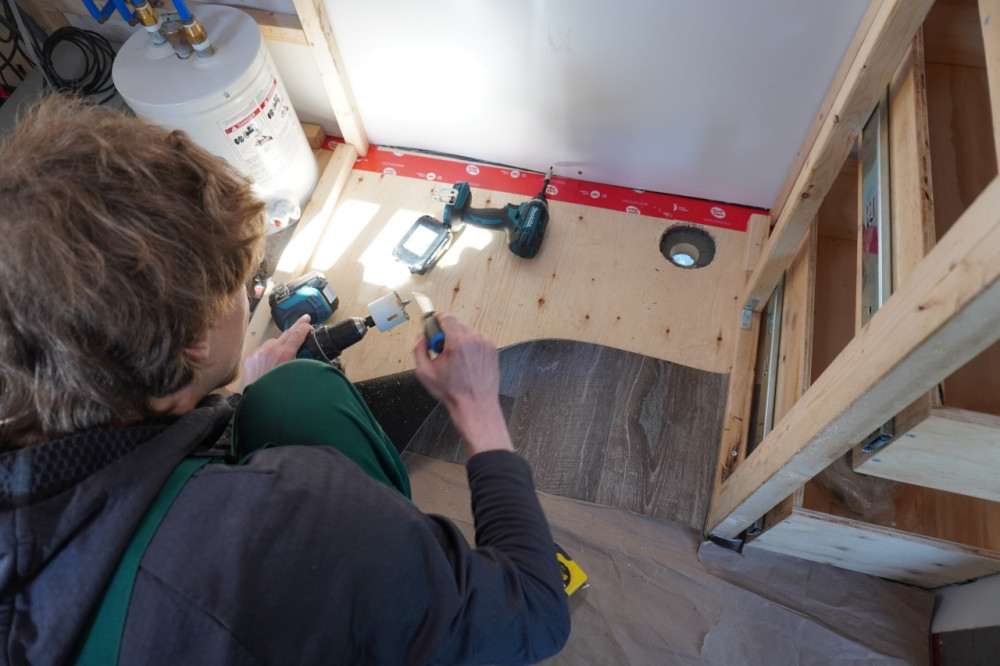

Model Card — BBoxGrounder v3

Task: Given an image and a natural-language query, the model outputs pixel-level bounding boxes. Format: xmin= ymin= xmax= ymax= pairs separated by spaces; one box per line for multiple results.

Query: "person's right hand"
xmin=413 ymin=313 xmax=514 ymax=456
xmin=240 ymin=314 xmax=312 ymax=390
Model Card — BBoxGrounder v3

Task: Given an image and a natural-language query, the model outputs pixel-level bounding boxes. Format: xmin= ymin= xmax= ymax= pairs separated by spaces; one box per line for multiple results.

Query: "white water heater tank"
xmin=112 ymin=4 xmax=319 ymax=231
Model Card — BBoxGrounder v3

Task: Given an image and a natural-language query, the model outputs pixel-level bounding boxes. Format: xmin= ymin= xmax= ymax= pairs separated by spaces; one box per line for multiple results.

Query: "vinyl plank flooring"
xmin=406 ymin=339 xmax=729 ymax=529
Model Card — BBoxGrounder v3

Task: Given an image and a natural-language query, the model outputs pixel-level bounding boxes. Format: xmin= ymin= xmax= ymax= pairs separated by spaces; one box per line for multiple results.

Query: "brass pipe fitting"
xmin=182 ymin=18 xmax=216 ymax=58
xmin=132 ymin=1 xmax=159 ymax=27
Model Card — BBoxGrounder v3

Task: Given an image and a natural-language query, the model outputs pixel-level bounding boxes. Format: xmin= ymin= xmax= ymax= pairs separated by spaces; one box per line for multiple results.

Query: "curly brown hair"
xmin=0 ymin=95 xmax=266 ymax=446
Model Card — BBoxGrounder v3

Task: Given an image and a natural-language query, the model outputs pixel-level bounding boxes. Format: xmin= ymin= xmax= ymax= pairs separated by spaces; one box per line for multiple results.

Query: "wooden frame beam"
xmin=714 ymin=214 xmax=769 ymax=484
xmin=291 ymin=0 xmax=370 ymax=155
xmin=768 ymin=1 xmax=880 ymax=229
xmin=708 ymin=175 xmax=1000 ymax=538
xmin=741 ymin=0 xmax=934 ymax=312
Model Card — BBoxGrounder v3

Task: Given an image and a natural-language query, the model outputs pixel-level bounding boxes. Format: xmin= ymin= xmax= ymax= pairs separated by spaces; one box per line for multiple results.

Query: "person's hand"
xmin=413 ymin=313 xmax=514 ymax=456
xmin=240 ymin=314 xmax=312 ymax=389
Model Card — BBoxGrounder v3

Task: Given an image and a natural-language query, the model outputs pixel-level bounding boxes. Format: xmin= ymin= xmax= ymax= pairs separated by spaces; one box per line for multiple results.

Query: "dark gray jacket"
xmin=0 ymin=395 xmax=569 ymax=665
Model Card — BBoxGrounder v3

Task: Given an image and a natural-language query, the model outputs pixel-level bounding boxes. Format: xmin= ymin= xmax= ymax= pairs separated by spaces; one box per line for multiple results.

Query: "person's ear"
xmin=184 ymin=339 xmax=210 ymax=362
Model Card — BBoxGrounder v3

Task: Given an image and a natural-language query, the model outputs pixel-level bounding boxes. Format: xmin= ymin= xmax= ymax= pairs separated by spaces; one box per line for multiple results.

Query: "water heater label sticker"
xmin=219 ymin=76 xmax=296 ymax=188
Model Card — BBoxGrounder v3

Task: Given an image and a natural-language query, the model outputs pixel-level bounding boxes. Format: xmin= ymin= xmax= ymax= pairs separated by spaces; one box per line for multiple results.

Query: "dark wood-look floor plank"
xmin=406 ymin=339 xmax=729 ymax=529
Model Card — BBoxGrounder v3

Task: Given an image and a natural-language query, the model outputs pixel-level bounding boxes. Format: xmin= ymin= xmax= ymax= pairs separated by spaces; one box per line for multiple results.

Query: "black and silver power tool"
xmin=434 ymin=167 xmax=553 ymax=259
xmin=299 ymin=291 xmax=410 ymax=363
xmin=270 ymin=274 xmax=410 ymax=363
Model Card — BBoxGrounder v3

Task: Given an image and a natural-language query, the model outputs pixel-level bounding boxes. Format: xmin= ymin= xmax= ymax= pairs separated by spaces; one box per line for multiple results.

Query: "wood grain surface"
xmin=710 ymin=174 xmax=1000 ymax=538
xmin=407 ymin=339 xmax=729 ymax=529
xmin=274 ymin=170 xmax=747 ymax=382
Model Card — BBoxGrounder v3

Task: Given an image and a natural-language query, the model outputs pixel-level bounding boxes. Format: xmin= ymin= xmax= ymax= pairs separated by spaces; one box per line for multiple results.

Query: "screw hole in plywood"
xmin=660 ymin=225 xmax=716 ymax=269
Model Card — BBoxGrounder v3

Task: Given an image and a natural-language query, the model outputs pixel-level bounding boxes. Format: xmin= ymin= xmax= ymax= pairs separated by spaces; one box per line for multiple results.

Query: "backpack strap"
xmin=71 ymin=457 xmax=211 ymax=665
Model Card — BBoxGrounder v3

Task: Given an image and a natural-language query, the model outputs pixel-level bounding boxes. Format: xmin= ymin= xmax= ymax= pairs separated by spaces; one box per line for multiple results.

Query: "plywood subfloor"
xmin=252 ymin=167 xmax=747 ymax=383
xmin=406 ymin=339 xmax=728 ymax=529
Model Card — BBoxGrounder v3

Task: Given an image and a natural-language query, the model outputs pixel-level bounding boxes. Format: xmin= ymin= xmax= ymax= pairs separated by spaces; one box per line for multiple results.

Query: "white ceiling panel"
xmin=325 ymin=0 xmax=870 ymax=210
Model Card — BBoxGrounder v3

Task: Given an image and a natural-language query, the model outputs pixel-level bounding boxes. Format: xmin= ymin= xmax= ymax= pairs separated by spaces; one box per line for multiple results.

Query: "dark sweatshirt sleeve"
xmin=406 ymin=450 xmax=571 ymax=665
xmin=130 ymin=446 xmax=569 ymax=666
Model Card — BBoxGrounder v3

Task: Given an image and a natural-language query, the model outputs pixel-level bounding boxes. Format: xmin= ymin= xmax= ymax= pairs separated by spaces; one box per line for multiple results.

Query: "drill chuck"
xmin=299 ymin=317 xmax=370 ymax=362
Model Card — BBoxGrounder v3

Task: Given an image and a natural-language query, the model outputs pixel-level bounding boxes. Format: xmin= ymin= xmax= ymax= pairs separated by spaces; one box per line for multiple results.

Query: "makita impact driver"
xmin=434 ymin=167 xmax=552 ymax=259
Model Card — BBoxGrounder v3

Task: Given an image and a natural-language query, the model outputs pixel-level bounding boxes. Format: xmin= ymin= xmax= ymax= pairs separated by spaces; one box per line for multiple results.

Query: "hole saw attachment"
xmin=269 ymin=275 xmax=411 ymax=365
xmin=297 ymin=291 xmax=411 ymax=364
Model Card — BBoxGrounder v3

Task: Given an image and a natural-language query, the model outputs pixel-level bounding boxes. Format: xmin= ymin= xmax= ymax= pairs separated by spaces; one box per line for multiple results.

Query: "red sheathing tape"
xmin=324 ymin=139 xmax=765 ymax=232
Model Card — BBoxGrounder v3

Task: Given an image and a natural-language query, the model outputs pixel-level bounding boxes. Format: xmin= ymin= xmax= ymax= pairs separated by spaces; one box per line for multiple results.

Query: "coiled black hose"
xmin=37 ymin=27 xmax=116 ymax=104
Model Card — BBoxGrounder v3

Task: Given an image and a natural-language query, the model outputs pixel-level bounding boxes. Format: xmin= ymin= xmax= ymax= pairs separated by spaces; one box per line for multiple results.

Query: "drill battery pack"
xmin=269 ymin=271 xmax=339 ymax=330
xmin=555 ymin=543 xmax=588 ymax=596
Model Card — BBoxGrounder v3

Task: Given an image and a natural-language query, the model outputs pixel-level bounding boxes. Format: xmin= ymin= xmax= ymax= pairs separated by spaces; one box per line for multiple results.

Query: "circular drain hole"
xmin=660 ymin=225 xmax=716 ymax=269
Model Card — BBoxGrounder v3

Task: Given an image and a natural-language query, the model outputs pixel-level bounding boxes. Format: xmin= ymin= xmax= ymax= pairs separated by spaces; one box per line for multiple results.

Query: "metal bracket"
xmin=746 ymin=279 xmax=784 ymax=456
xmin=856 ymin=90 xmax=896 ymax=456
xmin=860 ymin=419 xmax=895 ymax=453
xmin=432 ymin=186 xmax=459 ymax=205
xmin=707 ymin=532 xmax=746 ymax=554
xmin=745 ymin=517 xmax=764 ymax=538
xmin=860 ymin=88 xmax=892 ymax=326
xmin=741 ymin=298 xmax=760 ymax=329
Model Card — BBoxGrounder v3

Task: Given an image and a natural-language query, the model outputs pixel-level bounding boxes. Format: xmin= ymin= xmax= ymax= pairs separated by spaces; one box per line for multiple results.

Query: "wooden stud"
xmin=741 ymin=213 xmax=771 ymax=280
xmin=888 ymin=33 xmax=936 ymax=288
xmin=769 ymin=0 xmax=879 ymax=228
xmin=708 ymin=174 xmax=1000 ymax=539
xmin=291 ymin=0 xmax=370 ymax=156
xmin=743 ymin=221 xmax=816 ymax=541
xmin=715 ymin=310 xmax=759 ymax=484
xmin=853 ymin=32 xmax=942 ymax=469
xmin=714 ymin=214 xmax=768 ymax=484
xmin=741 ymin=0 xmax=935 ymax=313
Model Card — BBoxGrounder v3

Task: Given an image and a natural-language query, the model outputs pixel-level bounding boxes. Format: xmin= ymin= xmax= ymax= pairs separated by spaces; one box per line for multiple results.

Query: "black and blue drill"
xmin=270 ymin=273 xmax=412 ymax=363
xmin=435 ymin=167 xmax=553 ymax=259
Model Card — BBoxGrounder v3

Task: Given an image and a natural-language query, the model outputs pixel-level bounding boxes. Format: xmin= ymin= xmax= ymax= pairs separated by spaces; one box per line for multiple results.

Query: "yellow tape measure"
xmin=555 ymin=543 xmax=588 ymax=596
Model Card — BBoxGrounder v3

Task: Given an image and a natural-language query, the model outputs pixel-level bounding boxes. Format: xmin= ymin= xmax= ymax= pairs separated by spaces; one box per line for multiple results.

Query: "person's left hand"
xmin=240 ymin=314 xmax=312 ymax=389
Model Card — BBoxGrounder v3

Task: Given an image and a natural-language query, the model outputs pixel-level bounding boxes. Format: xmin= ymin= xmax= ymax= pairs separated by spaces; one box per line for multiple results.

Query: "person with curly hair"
xmin=0 ymin=95 xmax=569 ymax=665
